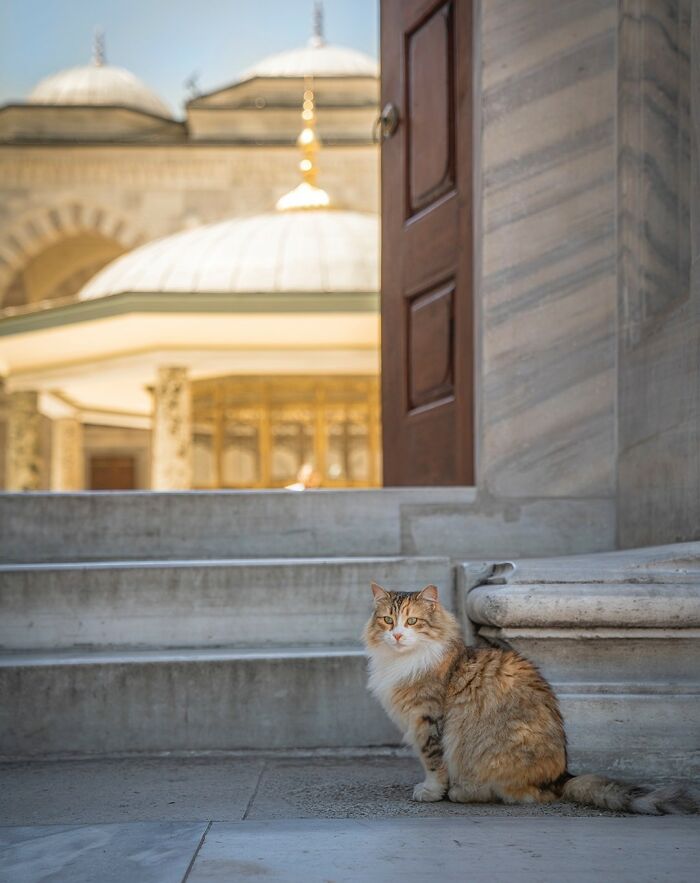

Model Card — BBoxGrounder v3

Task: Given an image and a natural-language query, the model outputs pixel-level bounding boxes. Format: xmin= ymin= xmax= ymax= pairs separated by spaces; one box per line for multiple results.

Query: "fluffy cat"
xmin=363 ymin=583 xmax=697 ymax=814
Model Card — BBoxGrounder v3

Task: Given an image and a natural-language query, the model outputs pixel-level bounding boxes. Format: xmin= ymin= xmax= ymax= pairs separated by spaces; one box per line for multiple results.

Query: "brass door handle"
xmin=373 ymin=102 xmax=400 ymax=143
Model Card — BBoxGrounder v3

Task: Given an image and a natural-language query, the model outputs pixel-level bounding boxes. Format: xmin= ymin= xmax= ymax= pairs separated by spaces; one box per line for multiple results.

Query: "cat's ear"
xmin=371 ymin=582 xmax=389 ymax=602
xmin=418 ymin=584 xmax=439 ymax=604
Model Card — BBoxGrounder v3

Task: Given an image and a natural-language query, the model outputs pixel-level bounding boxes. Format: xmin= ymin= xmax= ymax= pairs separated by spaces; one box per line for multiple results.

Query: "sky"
xmin=0 ymin=0 xmax=378 ymax=115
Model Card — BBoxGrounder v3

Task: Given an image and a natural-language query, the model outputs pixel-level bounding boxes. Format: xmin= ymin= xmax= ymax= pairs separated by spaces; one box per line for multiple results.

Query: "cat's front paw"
xmin=412 ymin=781 xmax=445 ymax=802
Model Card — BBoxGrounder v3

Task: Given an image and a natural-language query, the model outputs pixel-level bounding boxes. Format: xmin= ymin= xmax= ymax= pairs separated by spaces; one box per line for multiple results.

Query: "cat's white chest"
xmin=368 ymin=658 xmax=407 ymax=711
xmin=366 ymin=643 xmax=445 ymax=728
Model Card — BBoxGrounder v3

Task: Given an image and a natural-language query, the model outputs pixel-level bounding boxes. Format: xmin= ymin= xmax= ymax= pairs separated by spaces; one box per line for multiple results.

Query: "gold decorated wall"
xmin=192 ymin=375 xmax=381 ymax=489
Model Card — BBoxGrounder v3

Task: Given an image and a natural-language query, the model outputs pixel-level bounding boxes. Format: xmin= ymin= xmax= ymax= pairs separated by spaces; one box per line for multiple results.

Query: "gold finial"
xmin=276 ymin=77 xmax=331 ymax=211
xmin=92 ymin=27 xmax=106 ymax=66
xmin=309 ymin=1 xmax=325 ymax=48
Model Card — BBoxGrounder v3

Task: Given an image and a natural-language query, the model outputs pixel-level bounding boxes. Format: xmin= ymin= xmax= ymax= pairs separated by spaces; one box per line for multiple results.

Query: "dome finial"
xmin=309 ymin=1 xmax=325 ymax=48
xmin=276 ymin=76 xmax=331 ymax=211
xmin=92 ymin=27 xmax=106 ymax=67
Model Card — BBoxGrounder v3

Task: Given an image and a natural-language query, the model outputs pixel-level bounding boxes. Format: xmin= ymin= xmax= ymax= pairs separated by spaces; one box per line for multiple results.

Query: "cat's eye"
xmin=383 ymin=616 xmax=393 ymax=625
xmin=406 ymin=617 xmax=417 ymax=625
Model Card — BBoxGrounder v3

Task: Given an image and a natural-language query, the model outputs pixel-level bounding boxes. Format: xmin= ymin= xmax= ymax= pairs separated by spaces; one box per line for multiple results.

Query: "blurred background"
xmin=0 ymin=0 xmax=382 ymax=491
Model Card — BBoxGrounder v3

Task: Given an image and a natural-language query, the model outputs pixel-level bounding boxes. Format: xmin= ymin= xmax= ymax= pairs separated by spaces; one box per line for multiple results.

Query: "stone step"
xmin=0 ymin=489 xmax=470 ymax=562
xmin=2 ymin=647 xmax=697 ymax=776
xmin=0 ymin=488 xmax=613 ymax=563
xmin=0 ymin=556 xmax=452 ymax=651
xmin=0 ymin=646 xmax=398 ymax=757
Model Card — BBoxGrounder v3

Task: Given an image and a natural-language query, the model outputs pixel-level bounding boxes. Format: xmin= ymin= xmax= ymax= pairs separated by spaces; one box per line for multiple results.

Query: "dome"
xmin=28 ymin=64 xmax=173 ymax=119
xmin=239 ymin=43 xmax=378 ymax=80
xmin=78 ymin=210 xmax=379 ymax=299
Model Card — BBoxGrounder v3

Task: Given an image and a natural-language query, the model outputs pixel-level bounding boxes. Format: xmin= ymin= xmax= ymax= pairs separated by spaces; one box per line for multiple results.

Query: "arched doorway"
xmin=0 ymin=201 xmax=144 ymax=310
xmin=2 ymin=231 xmax=126 ymax=308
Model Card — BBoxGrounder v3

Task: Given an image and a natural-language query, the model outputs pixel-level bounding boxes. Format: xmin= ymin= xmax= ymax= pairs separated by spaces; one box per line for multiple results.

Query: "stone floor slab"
xmin=246 ymin=754 xmax=622 ymax=818
xmin=0 ymin=821 xmax=207 ymax=883
xmin=0 ymin=757 xmax=264 ymax=825
xmin=0 ymin=754 xmax=628 ymax=827
xmin=187 ymin=817 xmax=700 ymax=883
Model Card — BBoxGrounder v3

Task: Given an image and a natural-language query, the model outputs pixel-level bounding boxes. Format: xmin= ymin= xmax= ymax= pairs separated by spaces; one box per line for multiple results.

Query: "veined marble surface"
xmin=1 ymin=818 xmax=698 ymax=883
xmin=616 ymin=0 xmax=699 ymax=547
xmin=0 ymin=821 xmax=207 ymax=883
xmin=478 ymin=0 xmax=617 ymax=499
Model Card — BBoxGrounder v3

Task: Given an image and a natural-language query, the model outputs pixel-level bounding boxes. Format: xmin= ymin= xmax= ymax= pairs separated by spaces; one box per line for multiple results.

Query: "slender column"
xmin=51 ymin=417 xmax=83 ymax=491
xmin=6 ymin=390 xmax=42 ymax=491
xmin=151 ymin=366 xmax=192 ymax=490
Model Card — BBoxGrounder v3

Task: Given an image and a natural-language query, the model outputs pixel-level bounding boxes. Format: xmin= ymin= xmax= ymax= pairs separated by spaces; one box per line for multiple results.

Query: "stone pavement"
xmin=1 ymin=753 xmax=698 ymax=882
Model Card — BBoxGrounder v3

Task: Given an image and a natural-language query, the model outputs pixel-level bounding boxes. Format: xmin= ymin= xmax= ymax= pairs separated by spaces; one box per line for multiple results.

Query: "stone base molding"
xmin=461 ymin=543 xmax=700 ymax=780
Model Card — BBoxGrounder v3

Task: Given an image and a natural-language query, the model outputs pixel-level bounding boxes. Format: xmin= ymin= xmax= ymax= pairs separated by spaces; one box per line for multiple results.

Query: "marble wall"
xmin=478 ymin=0 xmax=618 ymax=506
xmin=616 ymin=0 xmax=699 ymax=547
xmin=477 ymin=0 xmax=699 ymax=549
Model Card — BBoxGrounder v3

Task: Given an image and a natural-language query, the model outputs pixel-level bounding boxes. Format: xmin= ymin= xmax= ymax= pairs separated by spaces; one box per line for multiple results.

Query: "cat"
xmin=363 ymin=582 xmax=697 ymax=814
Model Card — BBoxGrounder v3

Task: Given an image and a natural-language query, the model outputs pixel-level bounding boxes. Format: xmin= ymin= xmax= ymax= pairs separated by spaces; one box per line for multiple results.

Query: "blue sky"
xmin=0 ymin=0 xmax=378 ymax=114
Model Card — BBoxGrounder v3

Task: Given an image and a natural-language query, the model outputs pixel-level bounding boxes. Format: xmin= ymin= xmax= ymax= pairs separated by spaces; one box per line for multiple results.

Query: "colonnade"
xmin=3 ymin=366 xmax=191 ymax=491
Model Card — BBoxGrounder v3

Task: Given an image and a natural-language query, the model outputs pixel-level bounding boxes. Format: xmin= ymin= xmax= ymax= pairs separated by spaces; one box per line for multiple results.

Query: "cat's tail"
xmin=559 ymin=773 xmax=698 ymax=815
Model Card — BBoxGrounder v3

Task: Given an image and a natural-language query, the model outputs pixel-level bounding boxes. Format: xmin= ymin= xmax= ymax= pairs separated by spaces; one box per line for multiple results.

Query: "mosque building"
xmin=0 ymin=11 xmax=380 ymax=491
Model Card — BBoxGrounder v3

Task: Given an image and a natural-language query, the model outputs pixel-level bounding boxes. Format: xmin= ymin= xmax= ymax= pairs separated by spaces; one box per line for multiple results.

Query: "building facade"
xmin=0 ymin=23 xmax=381 ymax=491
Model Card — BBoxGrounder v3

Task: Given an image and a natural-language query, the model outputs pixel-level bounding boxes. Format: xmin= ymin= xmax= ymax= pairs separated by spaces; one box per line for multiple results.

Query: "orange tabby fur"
xmin=363 ymin=583 xmax=697 ymax=814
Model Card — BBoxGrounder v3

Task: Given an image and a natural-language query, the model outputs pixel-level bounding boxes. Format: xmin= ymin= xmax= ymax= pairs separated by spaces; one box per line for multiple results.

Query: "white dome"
xmin=239 ymin=42 xmax=378 ymax=80
xmin=78 ymin=210 xmax=379 ymax=299
xmin=28 ymin=64 xmax=173 ymax=118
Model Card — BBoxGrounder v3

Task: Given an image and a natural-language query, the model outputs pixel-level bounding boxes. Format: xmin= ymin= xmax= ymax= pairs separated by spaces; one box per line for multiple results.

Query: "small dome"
xmin=239 ymin=43 xmax=378 ymax=80
xmin=28 ymin=64 xmax=173 ymax=119
xmin=78 ymin=210 xmax=379 ymax=299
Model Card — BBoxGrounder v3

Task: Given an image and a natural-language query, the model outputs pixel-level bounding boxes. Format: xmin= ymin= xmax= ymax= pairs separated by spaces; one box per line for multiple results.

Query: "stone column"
xmin=151 ymin=366 xmax=192 ymax=490
xmin=6 ymin=390 xmax=42 ymax=491
xmin=51 ymin=417 xmax=83 ymax=491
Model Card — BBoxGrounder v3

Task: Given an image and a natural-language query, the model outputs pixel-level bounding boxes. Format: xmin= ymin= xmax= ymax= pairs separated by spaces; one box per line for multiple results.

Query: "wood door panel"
xmin=381 ymin=0 xmax=473 ymax=486
xmin=406 ymin=0 xmax=455 ymax=216
xmin=402 ymin=404 xmax=456 ymax=484
xmin=403 ymin=197 xmax=458 ymax=284
xmin=407 ymin=280 xmax=455 ymax=411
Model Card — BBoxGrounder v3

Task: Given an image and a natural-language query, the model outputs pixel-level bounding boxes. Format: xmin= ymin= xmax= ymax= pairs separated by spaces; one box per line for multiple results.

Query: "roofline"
xmin=187 ymin=100 xmax=378 ymax=111
xmin=0 ymin=136 xmax=375 ymax=148
xmin=0 ymin=103 xmax=181 ymax=125
xmin=0 ymin=290 xmax=380 ymax=336
xmin=187 ymin=73 xmax=378 ymax=107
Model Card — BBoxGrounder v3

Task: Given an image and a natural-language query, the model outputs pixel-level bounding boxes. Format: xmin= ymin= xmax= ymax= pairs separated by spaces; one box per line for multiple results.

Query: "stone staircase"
xmin=0 ymin=490 xmax=467 ymax=758
xmin=0 ymin=556 xmax=452 ymax=756
xmin=2 ymin=491 xmax=698 ymax=779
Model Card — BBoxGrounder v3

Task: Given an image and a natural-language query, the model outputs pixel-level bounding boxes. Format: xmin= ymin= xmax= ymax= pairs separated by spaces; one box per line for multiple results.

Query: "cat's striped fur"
xmin=363 ymin=583 xmax=697 ymax=814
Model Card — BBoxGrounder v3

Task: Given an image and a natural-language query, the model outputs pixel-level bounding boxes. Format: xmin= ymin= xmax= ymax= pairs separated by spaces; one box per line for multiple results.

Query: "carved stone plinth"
xmin=461 ymin=543 xmax=700 ymax=780
xmin=6 ymin=390 xmax=42 ymax=491
xmin=151 ymin=367 xmax=192 ymax=490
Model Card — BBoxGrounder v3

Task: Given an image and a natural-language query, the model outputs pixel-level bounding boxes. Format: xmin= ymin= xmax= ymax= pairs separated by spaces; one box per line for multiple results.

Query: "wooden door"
xmin=89 ymin=456 xmax=136 ymax=490
xmin=380 ymin=0 xmax=474 ymax=485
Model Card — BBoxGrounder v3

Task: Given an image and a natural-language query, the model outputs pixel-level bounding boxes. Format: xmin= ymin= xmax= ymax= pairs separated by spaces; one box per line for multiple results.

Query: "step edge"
xmin=0 ymin=556 xmax=453 ymax=573
xmin=0 ymin=645 xmax=369 ymax=667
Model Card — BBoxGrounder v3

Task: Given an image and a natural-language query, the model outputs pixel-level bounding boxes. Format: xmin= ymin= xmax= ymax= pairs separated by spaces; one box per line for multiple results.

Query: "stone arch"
xmin=0 ymin=201 xmax=146 ymax=307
